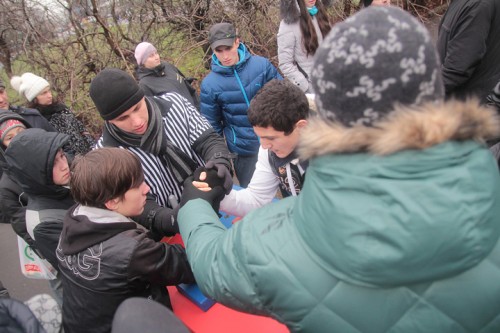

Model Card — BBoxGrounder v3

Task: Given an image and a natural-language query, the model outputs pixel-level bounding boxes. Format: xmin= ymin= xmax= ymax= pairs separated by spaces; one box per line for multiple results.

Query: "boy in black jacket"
xmin=56 ymin=147 xmax=195 ymax=333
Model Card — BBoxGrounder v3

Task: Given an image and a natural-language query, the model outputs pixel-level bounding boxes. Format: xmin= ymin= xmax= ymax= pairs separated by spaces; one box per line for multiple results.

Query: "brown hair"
xmin=297 ymin=0 xmax=331 ymax=56
xmin=70 ymin=148 xmax=144 ymax=208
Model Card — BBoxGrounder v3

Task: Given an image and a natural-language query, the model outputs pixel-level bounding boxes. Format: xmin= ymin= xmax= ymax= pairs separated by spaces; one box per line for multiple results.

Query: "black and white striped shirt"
xmin=97 ymin=92 xmax=212 ymax=208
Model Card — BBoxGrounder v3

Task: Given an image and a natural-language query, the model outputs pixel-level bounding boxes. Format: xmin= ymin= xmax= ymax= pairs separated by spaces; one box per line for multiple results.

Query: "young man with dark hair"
xmin=57 ymin=147 xmax=195 ymax=333
xmin=196 ymin=79 xmax=310 ymax=216
xmin=91 ymin=68 xmax=232 ymax=238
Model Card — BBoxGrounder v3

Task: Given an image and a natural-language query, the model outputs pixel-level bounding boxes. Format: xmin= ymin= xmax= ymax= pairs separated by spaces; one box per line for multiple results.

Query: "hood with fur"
xmin=299 ymin=100 xmax=500 ymax=159
xmin=294 ymin=100 xmax=500 ymax=288
xmin=280 ymin=0 xmax=333 ymax=23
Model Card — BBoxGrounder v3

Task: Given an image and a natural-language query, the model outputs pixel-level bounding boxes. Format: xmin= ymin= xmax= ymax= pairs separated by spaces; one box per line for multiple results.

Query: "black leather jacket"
xmin=57 ymin=205 xmax=195 ymax=333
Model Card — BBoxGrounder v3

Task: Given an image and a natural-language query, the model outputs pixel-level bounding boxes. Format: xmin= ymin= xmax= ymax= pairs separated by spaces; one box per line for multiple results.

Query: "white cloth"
xmin=220 ymin=147 xmax=280 ymax=217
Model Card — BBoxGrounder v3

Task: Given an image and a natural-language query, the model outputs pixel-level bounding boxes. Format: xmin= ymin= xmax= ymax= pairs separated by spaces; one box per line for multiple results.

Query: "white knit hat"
xmin=10 ymin=73 xmax=50 ymax=102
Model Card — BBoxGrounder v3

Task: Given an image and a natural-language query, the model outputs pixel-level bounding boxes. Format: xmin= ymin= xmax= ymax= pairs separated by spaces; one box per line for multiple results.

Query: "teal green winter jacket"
xmin=179 ymin=101 xmax=500 ymax=333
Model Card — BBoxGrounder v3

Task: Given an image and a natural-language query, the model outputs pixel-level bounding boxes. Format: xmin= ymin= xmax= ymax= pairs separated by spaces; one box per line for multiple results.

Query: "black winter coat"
xmin=437 ymin=0 xmax=500 ymax=102
xmin=6 ymin=106 xmax=55 ymax=132
xmin=0 ymin=109 xmax=55 ymax=231
xmin=137 ymin=61 xmax=200 ymax=109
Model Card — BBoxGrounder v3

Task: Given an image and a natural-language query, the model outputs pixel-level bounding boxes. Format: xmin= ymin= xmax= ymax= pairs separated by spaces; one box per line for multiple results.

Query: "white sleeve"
xmin=220 ymin=147 xmax=279 ymax=217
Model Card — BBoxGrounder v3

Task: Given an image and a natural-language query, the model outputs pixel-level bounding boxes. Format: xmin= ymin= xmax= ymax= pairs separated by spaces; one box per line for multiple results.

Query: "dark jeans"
xmin=233 ymin=153 xmax=258 ymax=188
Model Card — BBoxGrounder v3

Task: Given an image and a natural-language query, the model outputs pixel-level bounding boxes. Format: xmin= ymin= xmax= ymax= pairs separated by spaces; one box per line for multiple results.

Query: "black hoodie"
xmin=5 ymin=129 xmax=73 ymax=266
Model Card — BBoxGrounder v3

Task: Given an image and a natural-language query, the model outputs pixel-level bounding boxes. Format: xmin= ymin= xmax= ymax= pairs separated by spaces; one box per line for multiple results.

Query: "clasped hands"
xmin=179 ymin=161 xmax=233 ymax=213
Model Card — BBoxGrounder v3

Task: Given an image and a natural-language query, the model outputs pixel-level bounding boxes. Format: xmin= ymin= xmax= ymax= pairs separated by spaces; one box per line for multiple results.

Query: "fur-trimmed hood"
xmin=280 ymin=0 xmax=333 ymax=23
xmin=299 ymin=100 xmax=500 ymax=159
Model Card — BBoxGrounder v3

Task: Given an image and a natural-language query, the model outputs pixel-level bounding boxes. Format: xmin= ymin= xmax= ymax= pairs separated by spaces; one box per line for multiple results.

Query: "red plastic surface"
xmin=168 ymin=286 xmax=288 ymax=333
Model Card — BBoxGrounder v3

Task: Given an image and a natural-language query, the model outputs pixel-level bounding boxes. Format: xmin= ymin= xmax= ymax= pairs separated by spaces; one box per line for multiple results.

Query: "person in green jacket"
xmin=177 ymin=6 xmax=500 ymax=333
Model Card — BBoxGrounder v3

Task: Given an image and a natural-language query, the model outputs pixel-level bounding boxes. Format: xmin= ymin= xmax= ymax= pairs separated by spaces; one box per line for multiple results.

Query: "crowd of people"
xmin=1 ymin=1 xmax=500 ymax=332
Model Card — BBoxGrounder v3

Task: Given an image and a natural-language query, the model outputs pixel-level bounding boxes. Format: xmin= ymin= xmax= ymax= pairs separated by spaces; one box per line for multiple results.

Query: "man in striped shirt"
xmin=90 ymin=68 xmax=232 ymax=238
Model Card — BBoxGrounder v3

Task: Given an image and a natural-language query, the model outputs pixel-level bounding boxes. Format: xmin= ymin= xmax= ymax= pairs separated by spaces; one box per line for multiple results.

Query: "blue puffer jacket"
xmin=200 ymin=43 xmax=281 ymax=156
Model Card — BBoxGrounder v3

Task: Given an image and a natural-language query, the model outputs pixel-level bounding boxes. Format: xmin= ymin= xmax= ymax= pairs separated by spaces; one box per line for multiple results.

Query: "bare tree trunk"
xmin=343 ymin=0 xmax=352 ymax=18
xmin=0 ymin=35 xmax=12 ymax=77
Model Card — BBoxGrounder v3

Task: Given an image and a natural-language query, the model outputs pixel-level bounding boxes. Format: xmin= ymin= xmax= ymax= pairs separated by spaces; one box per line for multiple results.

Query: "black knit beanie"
xmin=90 ymin=68 xmax=144 ymax=121
xmin=311 ymin=6 xmax=444 ymax=126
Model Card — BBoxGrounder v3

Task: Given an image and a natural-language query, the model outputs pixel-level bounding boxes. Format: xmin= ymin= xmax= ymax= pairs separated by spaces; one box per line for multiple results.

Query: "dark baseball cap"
xmin=209 ymin=23 xmax=237 ymax=50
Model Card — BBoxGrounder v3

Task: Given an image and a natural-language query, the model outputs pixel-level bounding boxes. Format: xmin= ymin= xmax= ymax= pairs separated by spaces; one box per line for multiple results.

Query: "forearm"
xmin=130 ymin=238 xmax=195 ymax=286
xmin=193 ymin=128 xmax=232 ymax=170
xmin=133 ymin=194 xmax=178 ymax=239
xmin=178 ymin=200 xmax=266 ymax=314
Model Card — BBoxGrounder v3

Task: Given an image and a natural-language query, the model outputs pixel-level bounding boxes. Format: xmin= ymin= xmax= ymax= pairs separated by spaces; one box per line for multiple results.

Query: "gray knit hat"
xmin=311 ymin=6 xmax=444 ymax=126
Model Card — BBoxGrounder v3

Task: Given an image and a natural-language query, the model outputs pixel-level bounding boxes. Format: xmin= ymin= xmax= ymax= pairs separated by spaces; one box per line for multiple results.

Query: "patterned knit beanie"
xmin=10 ymin=73 xmax=50 ymax=102
xmin=134 ymin=42 xmax=157 ymax=66
xmin=0 ymin=79 xmax=5 ymax=89
xmin=0 ymin=119 xmax=26 ymax=142
xmin=311 ymin=6 xmax=444 ymax=126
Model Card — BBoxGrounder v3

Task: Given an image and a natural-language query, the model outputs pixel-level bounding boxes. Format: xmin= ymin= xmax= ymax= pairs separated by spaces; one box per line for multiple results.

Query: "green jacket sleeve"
xmin=178 ymin=199 xmax=267 ymax=315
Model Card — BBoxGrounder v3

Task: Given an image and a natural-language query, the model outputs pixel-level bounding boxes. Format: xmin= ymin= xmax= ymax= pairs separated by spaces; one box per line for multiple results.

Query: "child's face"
xmin=2 ymin=126 xmax=25 ymax=147
xmin=52 ymin=149 xmax=70 ymax=185
xmin=112 ymin=181 xmax=150 ymax=217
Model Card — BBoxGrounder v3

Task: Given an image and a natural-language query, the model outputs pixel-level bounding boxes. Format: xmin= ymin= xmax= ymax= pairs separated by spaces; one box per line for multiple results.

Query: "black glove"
xmin=180 ymin=176 xmax=225 ymax=214
xmin=204 ymin=160 xmax=233 ymax=195
xmin=149 ymin=207 xmax=179 ymax=237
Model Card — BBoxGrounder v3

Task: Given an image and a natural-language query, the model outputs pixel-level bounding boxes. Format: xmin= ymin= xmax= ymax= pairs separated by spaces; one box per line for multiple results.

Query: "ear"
xmin=104 ymin=198 xmax=120 ymax=211
xmin=296 ymin=119 xmax=308 ymax=130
